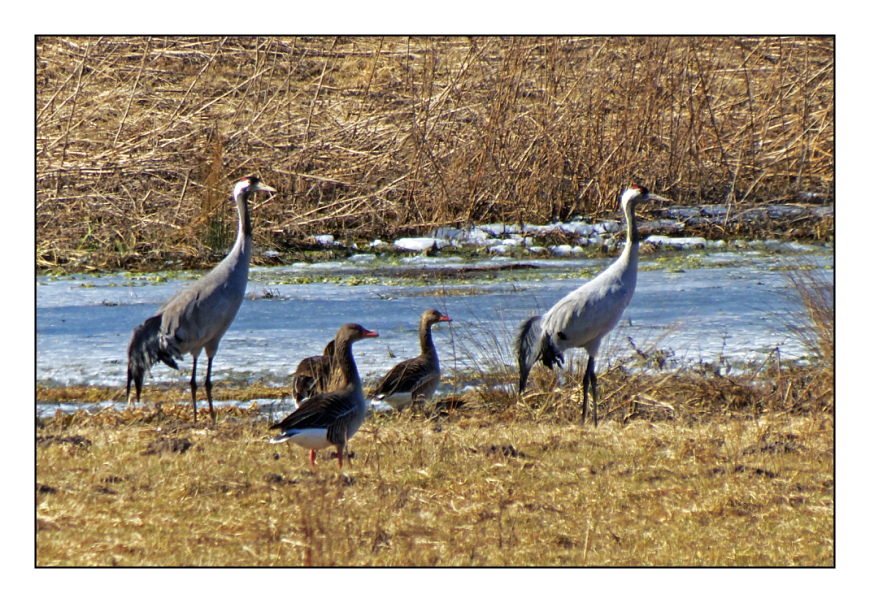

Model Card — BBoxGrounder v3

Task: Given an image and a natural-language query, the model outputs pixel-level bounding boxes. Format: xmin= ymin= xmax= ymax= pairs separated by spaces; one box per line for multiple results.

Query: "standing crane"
xmin=516 ymin=185 xmax=668 ymax=426
xmin=126 ymin=175 xmax=276 ymax=423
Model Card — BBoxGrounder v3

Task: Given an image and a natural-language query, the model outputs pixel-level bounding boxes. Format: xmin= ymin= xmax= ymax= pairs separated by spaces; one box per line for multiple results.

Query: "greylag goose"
xmin=371 ymin=309 xmax=452 ymax=410
xmin=292 ymin=340 xmax=335 ymax=403
xmin=126 ymin=175 xmax=276 ymax=423
xmin=270 ymin=324 xmax=378 ymax=469
xmin=516 ymin=185 xmax=668 ymax=426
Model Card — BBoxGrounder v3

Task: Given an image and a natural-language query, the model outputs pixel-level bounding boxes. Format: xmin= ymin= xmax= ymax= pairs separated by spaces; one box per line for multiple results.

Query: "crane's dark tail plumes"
xmin=126 ymin=315 xmax=179 ymax=404
xmin=540 ymin=332 xmax=565 ymax=371
xmin=517 ymin=316 xmax=567 ymax=392
xmin=516 ymin=316 xmax=543 ymax=392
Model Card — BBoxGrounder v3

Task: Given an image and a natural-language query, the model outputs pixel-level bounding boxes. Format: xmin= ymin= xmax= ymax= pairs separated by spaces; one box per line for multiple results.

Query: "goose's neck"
xmin=333 ymin=338 xmax=361 ymax=390
xmin=419 ymin=322 xmax=437 ymax=359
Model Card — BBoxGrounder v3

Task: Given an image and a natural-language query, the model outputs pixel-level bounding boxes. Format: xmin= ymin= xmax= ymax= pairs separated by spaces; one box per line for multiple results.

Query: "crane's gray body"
xmin=125 ymin=176 xmax=275 ymax=422
xmin=539 ymin=241 xmax=638 ymax=360
xmin=157 ymin=234 xmax=251 ymax=361
xmin=515 ymin=186 xmax=667 ymax=425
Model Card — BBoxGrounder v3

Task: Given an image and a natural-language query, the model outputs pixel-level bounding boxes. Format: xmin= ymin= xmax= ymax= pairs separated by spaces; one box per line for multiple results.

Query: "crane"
xmin=126 ymin=175 xmax=276 ymax=423
xmin=516 ymin=185 xmax=668 ymax=426
xmin=370 ymin=309 xmax=452 ymax=410
xmin=270 ymin=323 xmax=379 ymax=469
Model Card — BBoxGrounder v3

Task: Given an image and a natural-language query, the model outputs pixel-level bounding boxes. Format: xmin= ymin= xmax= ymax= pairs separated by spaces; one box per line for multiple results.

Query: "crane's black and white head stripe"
xmin=233 ymin=175 xmax=276 ymax=200
xmin=621 ymin=185 xmax=648 ymax=206
xmin=620 ymin=185 xmax=670 ymax=210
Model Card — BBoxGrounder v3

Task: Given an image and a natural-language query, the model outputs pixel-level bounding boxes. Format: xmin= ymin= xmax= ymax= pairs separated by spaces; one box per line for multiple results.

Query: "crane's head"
xmin=621 ymin=185 xmax=669 ymax=209
xmin=234 ymin=175 xmax=277 ymax=200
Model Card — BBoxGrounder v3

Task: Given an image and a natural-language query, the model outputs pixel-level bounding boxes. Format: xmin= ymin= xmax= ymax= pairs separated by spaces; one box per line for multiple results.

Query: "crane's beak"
xmin=645 ymin=192 xmax=671 ymax=204
xmin=253 ymin=183 xmax=277 ymax=193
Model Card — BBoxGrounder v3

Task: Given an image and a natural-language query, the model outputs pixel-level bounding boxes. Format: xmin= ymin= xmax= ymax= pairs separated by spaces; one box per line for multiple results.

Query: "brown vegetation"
xmin=37 ymin=36 xmax=833 ymax=272
xmin=37 ymin=294 xmax=834 ymax=567
xmin=36 ymin=367 xmax=833 ymax=566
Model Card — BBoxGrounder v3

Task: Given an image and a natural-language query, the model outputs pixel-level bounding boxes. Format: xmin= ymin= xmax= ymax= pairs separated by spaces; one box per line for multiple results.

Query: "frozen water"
xmin=645 ymin=235 xmax=708 ymax=249
xmin=549 ymin=245 xmax=574 ymax=256
xmin=36 ymin=249 xmax=832 ymax=415
xmin=311 ymin=234 xmax=335 ymax=245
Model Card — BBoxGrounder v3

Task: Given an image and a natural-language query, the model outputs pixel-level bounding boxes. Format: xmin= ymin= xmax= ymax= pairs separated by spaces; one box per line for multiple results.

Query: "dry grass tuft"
xmin=782 ymin=265 xmax=833 ymax=369
xmin=37 ymin=366 xmax=833 ymax=567
xmin=37 ymin=36 xmax=833 ymax=271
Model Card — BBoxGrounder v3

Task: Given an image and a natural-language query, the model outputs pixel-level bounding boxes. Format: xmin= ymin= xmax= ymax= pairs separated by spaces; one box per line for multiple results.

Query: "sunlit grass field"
xmin=36 ymin=369 xmax=832 ymax=567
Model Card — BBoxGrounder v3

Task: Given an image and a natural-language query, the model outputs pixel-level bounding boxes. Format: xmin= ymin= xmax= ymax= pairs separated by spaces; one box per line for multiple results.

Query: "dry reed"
xmin=37 ymin=36 xmax=833 ymax=271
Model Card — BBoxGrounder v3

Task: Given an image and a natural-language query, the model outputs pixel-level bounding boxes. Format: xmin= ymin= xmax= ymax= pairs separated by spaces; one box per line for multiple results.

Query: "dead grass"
xmin=36 ymin=36 xmax=833 ymax=272
xmin=36 ymin=382 xmax=290 ymax=406
xmin=36 ymin=364 xmax=833 ymax=567
xmin=781 ymin=264 xmax=834 ymax=370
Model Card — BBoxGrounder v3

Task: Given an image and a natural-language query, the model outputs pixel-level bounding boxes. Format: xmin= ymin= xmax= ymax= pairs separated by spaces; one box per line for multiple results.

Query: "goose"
xmin=292 ymin=340 xmax=335 ymax=403
xmin=371 ymin=309 xmax=452 ymax=410
xmin=270 ymin=324 xmax=378 ymax=469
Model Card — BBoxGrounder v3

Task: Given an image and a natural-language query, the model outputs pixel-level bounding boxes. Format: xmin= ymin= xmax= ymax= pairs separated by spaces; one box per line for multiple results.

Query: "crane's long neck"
xmin=235 ymin=189 xmax=253 ymax=255
xmin=222 ymin=189 xmax=253 ymax=277
xmin=618 ymin=199 xmax=642 ymax=275
xmin=623 ymin=199 xmax=640 ymax=248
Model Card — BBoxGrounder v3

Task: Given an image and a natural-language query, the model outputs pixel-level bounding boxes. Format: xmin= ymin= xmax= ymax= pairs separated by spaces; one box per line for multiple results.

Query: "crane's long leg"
xmin=190 ymin=356 xmax=198 ymax=424
xmin=127 ymin=375 xmax=141 ymax=409
xmin=582 ymin=356 xmax=597 ymax=426
xmin=205 ymin=356 xmax=216 ymax=423
xmin=590 ymin=358 xmax=598 ymax=427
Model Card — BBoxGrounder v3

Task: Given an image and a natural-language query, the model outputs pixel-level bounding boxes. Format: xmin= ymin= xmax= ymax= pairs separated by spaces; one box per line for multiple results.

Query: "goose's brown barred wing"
xmin=293 ymin=340 xmax=335 ymax=403
xmin=271 ymin=385 xmax=359 ymax=445
xmin=371 ymin=356 xmax=439 ymax=399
